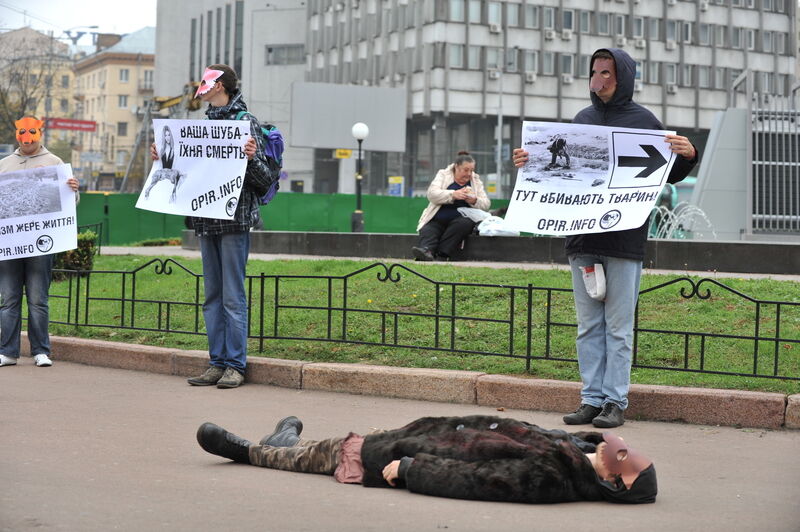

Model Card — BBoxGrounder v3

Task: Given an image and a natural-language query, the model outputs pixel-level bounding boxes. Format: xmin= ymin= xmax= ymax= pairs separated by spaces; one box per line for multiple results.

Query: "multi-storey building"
xmin=157 ymin=0 xmax=797 ymax=198
xmin=73 ymin=28 xmax=155 ymax=190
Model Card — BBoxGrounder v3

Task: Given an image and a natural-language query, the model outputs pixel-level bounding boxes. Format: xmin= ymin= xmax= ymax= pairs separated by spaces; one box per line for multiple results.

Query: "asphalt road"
xmin=2 ymin=360 xmax=799 ymax=532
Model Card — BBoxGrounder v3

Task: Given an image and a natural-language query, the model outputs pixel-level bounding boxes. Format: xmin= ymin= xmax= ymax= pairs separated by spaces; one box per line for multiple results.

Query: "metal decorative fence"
xmin=48 ymin=259 xmax=800 ymax=381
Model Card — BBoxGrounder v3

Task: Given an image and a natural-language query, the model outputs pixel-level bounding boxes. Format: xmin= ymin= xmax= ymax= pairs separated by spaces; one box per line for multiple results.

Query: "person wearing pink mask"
xmin=0 ymin=117 xmax=79 ymax=368
xmin=151 ymin=65 xmax=278 ymax=388
xmin=513 ymin=49 xmax=699 ymax=428
xmin=195 ymin=414 xmax=658 ymax=504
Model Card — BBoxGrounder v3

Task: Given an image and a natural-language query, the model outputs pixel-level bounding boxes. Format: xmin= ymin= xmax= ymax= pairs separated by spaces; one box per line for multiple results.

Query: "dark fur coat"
xmin=360 ymin=415 xmax=606 ymax=503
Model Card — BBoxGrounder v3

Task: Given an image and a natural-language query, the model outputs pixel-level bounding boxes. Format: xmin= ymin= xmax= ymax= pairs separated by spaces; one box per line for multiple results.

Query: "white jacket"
xmin=416 ymin=163 xmax=491 ymax=231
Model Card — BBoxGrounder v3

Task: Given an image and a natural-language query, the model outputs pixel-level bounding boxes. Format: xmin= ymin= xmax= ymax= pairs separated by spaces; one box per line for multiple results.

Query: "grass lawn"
xmin=48 ymin=254 xmax=800 ymax=395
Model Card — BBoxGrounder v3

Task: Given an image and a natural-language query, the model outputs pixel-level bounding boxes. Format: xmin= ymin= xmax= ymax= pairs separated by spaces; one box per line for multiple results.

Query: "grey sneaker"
xmin=592 ymin=403 xmax=625 ymax=428
xmin=563 ymin=404 xmax=602 ymax=425
xmin=216 ymin=367 xmax=245 ymax=389
xmin=188 ymin=366 xmax=225 ymax=386
xmin=0 ymin=354 xmax=18 ymax=367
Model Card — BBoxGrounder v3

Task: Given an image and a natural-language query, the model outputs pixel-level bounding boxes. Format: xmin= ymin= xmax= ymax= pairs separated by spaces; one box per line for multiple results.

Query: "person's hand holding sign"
xmin=244 ymin=137 xmax=257 ymax=160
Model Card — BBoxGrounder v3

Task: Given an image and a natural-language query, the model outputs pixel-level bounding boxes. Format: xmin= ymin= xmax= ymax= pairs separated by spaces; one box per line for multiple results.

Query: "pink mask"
xmin=194 ymin=68 xmax=225 ymax=98
xmin=599 ymin=433 xmax=653 ymax=489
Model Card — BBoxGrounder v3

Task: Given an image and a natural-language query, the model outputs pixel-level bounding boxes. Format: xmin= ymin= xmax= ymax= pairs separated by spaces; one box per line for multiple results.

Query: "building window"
xmin=760 ymin=71 xmax=772 ymax=93
xmin=682 ymin=22 xmax=692 ymax=44
xmin=614 ymin=14 xmax=625 ymax=36
xmin=579 ymin=54 xmax=590 ymax=78
xmin=60 ymin=98 xmax=68 ymax=113
xmin=731 ymin=27 xmax=742 ymax=48
xmin=119 ymin=68 xmax=129 ymax=83
xmin=118 ymin=95 xmax=128 ymax=108
xmin=542 ymin=51 xmax=554 ymax=75
xmin=681 ymin=64 xmax=693 ymax=86
xmin=524 ymin=5 xmax=539 ymax=28
xmin=485 ymin=47 xmax=500 ymax=69
xmin=265 ymin=44 xmax=305 ymax=65
xmin=698 ymin=66 xmax=711 ymax=88
xmin=524 ymin=50 xmax=538 ymax=73
xmin=666 ymin=20 xmax=677 ymax=42
xmin=116 ymin=150 xmax=128 ymax=166
xmin=665 ymin=63 xmax=677 ymax=85
xmin=562 ymin=10 xmax=574 ymax=31
xmin=776 ymin=32 xmax=785 ymax=54
xmin=449 ymin=44 xmax=464 ymax=68
xmin=450 ymin=0 xmax=465 ymax=21
xmin=560 ymin=53 xmax=574 ymax=75
xmin=715 ymin=25 xmax=726 ymax=47
xmin=117 ymin=122 xmax=128 ymax=136
xmin=61 ymin=75 xmax=70 ymax=88
xmin=579 ymin=11 xmax=590 ymax=33
xmin=632 ymin=17 xmax=643 ymax=38
xmin=635 ymin=61 xmax=643 ymax=80
xmin=761 ymin=30 xmax=772 ymax=53
xmin=648 ymin=18 xmax=660 ymax=40
xmin=649 ymin=62 xmax=660 ymax=84
xmin=468 ymin=0 xmax=481 ymax=23
xmin=464 ymin=45 xmax=480 ymax=69
xmin=507 ymin=3 xmax=519 ymax=26
xmin=597 ymin=13 xmax=609 ymax=35
xmin=699 ymin=23 xmax=710 ymax=45
xmin=745 ymin=28 xmax=755 ymax=50
xmin=487 ymin=2 xmax=501 ymax=25
xmin=715 ymin=67 xmax=726 ymax=89
xmin=542 ymin=7 xmax=554 ymax=29
xmin=506 ymin=48 xmax=518 ymax=72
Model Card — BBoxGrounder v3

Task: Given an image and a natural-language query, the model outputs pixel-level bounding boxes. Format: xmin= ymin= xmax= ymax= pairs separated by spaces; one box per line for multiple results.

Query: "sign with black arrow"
xmin=504 ymin=122 xmax=679 ymax=236
xmin=608 ymin=131 xmax=674 ymax=189
xmin=618 ymin=144 xmax=668 ymax=178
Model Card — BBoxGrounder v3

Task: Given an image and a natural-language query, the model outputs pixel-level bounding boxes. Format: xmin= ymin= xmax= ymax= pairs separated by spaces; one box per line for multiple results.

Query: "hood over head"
xmin=588 ymin=48 xmax=637 ymax=109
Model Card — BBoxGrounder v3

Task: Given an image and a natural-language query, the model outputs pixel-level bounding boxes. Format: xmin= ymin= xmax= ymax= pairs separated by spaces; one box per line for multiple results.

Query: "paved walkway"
xmin=2 ymin=360 xmax=799 ymax=532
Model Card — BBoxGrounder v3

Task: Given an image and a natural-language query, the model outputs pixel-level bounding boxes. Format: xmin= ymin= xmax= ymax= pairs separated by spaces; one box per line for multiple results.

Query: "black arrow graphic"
xmin=618 ymin=144 xmax=667 ymax=178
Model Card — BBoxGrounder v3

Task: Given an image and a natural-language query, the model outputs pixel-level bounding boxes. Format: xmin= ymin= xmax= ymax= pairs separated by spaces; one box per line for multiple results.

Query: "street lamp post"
xmin=351 ymin=122 xmax=369 ymax=232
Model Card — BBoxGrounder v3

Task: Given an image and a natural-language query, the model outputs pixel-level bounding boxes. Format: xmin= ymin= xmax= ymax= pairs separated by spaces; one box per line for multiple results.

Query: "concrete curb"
xmin=29 ymin=334 xmax=799 ymax=430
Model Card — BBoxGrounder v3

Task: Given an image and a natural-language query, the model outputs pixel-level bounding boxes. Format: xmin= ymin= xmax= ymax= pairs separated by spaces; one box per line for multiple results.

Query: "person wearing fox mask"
xmin=0 ymin=116 xmax=79 ymax=368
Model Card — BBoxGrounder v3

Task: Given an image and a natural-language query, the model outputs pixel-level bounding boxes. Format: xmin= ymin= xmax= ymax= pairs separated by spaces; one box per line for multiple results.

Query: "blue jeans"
xmin=568 ymin=254 xmax=642 ymax=410
xmin=199 ymin=231 xmax=250 ymax=373
xmin=0 ymin=254 xmax=54 ymax=357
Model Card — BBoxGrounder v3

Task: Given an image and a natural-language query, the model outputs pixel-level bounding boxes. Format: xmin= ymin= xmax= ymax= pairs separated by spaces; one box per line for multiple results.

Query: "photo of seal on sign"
xmin=504 ymin=121 xmax=678 ymax=236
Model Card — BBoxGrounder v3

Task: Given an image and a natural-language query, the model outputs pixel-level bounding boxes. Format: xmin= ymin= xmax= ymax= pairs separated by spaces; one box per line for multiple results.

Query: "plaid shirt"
xmin=191 ymin=91 xmax=278 ymax=236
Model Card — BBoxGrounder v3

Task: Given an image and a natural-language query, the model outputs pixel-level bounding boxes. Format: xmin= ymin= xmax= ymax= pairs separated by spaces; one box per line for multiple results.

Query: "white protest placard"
xmin=0 ymin=164 xmax=77 ymax=261
xmin=505 ymin=121 xmax=677 ymax=236
xmin=136 ymin=118 xmax=251 ymax=219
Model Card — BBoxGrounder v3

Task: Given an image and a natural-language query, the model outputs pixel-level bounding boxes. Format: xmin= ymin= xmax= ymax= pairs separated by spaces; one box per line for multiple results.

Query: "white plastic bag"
xmin=457 ymin=207 xmax=491 ymax=223
xmin=579 ymin=263 xmax=606 ymax=301
xmin=477 ymin=216 xmax=520 ymax=237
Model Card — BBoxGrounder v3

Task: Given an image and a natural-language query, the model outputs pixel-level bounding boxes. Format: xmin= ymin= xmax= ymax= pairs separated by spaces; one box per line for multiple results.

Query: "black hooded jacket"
xmin=566 ymin=48 xmax=698 ymax=261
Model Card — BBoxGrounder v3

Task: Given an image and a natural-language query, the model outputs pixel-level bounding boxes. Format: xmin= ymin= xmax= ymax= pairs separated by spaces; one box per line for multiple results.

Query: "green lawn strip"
xmin=47 ymin=254 xmax=800 ymax=395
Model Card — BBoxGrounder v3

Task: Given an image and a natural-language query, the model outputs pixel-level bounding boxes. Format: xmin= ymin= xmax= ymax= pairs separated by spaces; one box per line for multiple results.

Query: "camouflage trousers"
xmin=248 ymin=437 xmax=344 ymax=475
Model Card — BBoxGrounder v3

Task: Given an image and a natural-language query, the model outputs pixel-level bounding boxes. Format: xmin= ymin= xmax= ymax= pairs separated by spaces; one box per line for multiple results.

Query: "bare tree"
xmin=0 ymin=29 xmax=71 ymax=145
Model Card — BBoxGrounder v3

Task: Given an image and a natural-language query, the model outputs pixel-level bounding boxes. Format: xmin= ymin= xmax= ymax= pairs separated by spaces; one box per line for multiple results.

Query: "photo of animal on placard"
xmin=519 ymin=124 xmax=609 ymax=188
xmin=143 ymin=125 xmax=188 ymax=203
xmin=0 ymin=166 xmax=62 ymax=220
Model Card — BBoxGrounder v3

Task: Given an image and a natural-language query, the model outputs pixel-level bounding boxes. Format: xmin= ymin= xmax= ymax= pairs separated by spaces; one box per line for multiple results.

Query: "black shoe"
xmin=196 ymin=422 xmax=252 ymax=463
xmin=412 ymin=246 xmax=435 ymax=261
xmin=259 ymin=416 xmax=304 ymax=447
xmin=592 ymin=403 xmax=625 ymax=428
xmin=563 ymin=404 xmax=602 ymax=425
